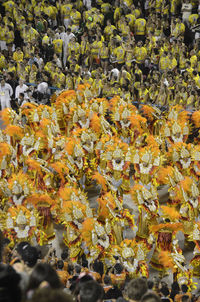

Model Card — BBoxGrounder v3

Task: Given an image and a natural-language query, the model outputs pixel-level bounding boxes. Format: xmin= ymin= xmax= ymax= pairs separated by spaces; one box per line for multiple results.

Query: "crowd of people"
xmin=0 ymin=0 xmax=200 ymax=108
xmin=1 ymin=238 xmax=199 ymax=302
xmin=2 ymin=0 xmax=200 ymax=301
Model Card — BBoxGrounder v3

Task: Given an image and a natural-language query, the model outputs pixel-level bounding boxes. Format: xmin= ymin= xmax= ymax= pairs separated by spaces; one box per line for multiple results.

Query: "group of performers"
xmin=1 ymin=85 xmax=200 ymax=289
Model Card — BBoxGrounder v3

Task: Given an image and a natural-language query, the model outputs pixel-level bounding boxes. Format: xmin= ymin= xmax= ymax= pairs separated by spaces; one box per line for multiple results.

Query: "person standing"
xmin=181 ymin=0 xmax=192 ymax=24
xmin=0 ymin=77 xmax=13 ymax=110
xmin=15 ymin=79 xmax=28 ymax=100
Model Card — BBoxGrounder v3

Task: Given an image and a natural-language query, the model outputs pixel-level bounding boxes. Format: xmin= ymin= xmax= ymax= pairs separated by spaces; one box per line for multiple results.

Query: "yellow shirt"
xmin=0 ymin=26 xmax=6 ymax=41
xmin=43 ymin=6 xmax=54 ymax=18
xmin=126 ymin=13 xmax=136 ymax=30
xmin=169 ymin=57 xmax=177 ymax=70
xmin=13 ymin=51 xmax=24 ymax=63
xmin=6 ymin=30 xmax=14 ymax=44
xmin=186 ymin=67 xmax=194 ymax=76
xmin=155 ymin=0 xmax=162 ymax=12
xmin=134 ymin=46 xmax=147 ymax=63
xmin=93 ymin=13 xmax=104 ymax=26
xmin=34 ymin=5 xmax=44 ymax=16
xmin=190 ymin=55 xmax=197 ymax=68
xmin=42 ymin=35 xmax=50 ymax=45
xmin=53 ymin=39 xmax=63 ymax=54
xmin=114 ymin=7 xmax=122 ymax=22
xmin=0 ymin=55 xmax=6 ymax=70
xmin=71 ymin=10 xmax=81 ymax=25
xmin=91 ymin=40 xmax=103 ymax=57
xmin=113 ymin=46 xmax=126 ymax=64
xmin=104 ymin=25 xmax=116 ymax=39
xmin=61 ymin=3 xmax=72 ymax=18
xmin=80 ymin=40 xmax=90 ymax=55
xmin=159 ymin=55 xmax=170 ymax=71
xmin=65 ymin=74 xmax=74 ymax=90
xmin=170 ymin=0 xmax=177 ymax=14
xmin=3 ymin=1 xmax=14 ymax=12
xmin=174 ymin=23 xmax=185 ymax=37
xmin=123 ymin=0 xmax=133 ymax=7
xmin=67 ymin=57 xmax=78 ymax=70
xmin=118 ymin=21 xmax=130 ymax=37
xmin=179 ymin=55 xmax=186 ymax=69
xmin=134 ymin=18 xmax=146 ymax=35
xmin=188 ymin=14 xmax=199 ymax=25
xmin=68 ymin=41 xmax=80 ymax=55
xmin=138 ymin=88 xmax=149 ymax=101
xmin=101 ymin=3 xmax=112 ymax=14
xmin=7 ymin=65 xmax=16 ymax=75
xmin=99 ymin=46 xmax=109 ymax=59
xmin=194 ymin=75 xmax=200 ymax=88
xmin=57 ymin=72 xmax=66 ymax=88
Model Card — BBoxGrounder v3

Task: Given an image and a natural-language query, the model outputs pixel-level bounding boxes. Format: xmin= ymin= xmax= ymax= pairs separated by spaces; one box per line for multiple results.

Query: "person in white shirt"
xmin=15 ymin=79 xmax=28 ymax=100
xmin=181 ymin=0 xmax=192 ymax=23
xmin=63 ymin=27 xmax=75 ymax=67
xmin=83 ymin=0 xmax=91 ymax=10
xmin=0 ymin=78 xmax=13 ymax=110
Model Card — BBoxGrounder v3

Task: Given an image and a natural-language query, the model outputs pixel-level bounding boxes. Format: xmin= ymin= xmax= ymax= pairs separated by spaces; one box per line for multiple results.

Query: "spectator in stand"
xmin=0 ymin=76 xmax=13 ymax=109
xmin=76 ymin=280 xmax=104 ymax=302
xmin=15 ymin=78 xmax=28 ymax=99
xmin=26 ymin=263 xmax=62 ymax=298
xmin=28 ymin=288 xmax=74 ymax=302
xmin=56 ymin=259 xmax=69 ymax=287
xmin=0 ymin=264 xmax=22 ymax=302
xmin=141 ymin=293 xmax=161 ymax=302
xmin=125 ymin=278 xmax=148 ymax=302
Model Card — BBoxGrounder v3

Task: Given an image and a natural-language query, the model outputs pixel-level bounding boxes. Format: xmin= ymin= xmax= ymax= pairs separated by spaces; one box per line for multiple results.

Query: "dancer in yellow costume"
xmin=131 ymin=184 xmax=159 ymax=249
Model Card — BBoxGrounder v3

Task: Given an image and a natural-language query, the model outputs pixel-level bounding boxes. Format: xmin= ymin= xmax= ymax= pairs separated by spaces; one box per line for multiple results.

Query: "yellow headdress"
xmin=131 ymin=184 xmax=158 ymax=206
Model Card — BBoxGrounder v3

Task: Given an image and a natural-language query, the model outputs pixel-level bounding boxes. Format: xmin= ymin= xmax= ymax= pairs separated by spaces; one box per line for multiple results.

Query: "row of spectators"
xmin=0 ymin=238 xmax=198 ymax=302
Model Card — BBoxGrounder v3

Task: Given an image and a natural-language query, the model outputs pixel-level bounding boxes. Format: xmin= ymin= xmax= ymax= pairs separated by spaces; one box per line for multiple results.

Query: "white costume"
xmin=0 ymin=83 xmax=13 ymax=110
xmin=62 ymin=32 xmax=75 ymax=67
xmin=15 ymin=83 xmax=28 ymax=99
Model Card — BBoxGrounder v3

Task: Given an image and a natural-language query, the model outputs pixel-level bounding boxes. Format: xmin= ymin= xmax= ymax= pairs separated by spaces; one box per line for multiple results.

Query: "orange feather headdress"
xmin=4 ymin=125 xmax=24 ymax=138
xmin=90 ymin=113 xmax=101 ymax=133
xmin=92 ymin=172 xmax=107 ymax=191
xmin=0 ymin=142 xmax=11 ymax=159
xmin=192 ymin=111 xmax=200 ymax=128
xmin=26 ymin=193 xmax=55 ymax=207
xmin=150 ymin=222 xmax=183 ymax=233
xmin=160 ymin=205 xmax=180 ymax=221
xmin=159 ymin=251 xmax=174 ymax=270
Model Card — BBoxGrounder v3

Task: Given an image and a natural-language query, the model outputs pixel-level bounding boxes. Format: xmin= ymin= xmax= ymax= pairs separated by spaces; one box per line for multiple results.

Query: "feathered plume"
xmin=0 ymin=108 xmax=13 ymax=125
xmin=141 ymin=105 xmax=155 ymax=121
xmin=179 ymin=177 xmax=193 ymax=192
xmin=81 ymin=218 xmax=95 ymax=245
xmin=92 ymin=172 xmax=107 ymax=190
xmin=26 ymin=158 xmax=42 ymax=173
xmin=58 ymin=186 xmax=73 ymax=201
xmin=161 ymin=205 xmax=180 ymax=221
xmin=150 ymin=222 xmax=183 ymax=233
xmin=0 ymin=142 xmax=11 ymax=158
xmin=157 ymin=166 xmax=174 ymax=185
xmin=192 ymin=111 xmax=200 ymax=128
xmin=50 ymin=162 xmax=69 ymax=182
xmin=4 ymin=125 xmax=24 ymax=138
xmin=91 ymin=113 xmax=101 ymax=133
xmin=65 ymin=138 xmax=75 ymax=155
xmin=26 ymin=193 xmax=54 ymax=207
xmin=159 ymin=251 xmax=174 ymax=269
